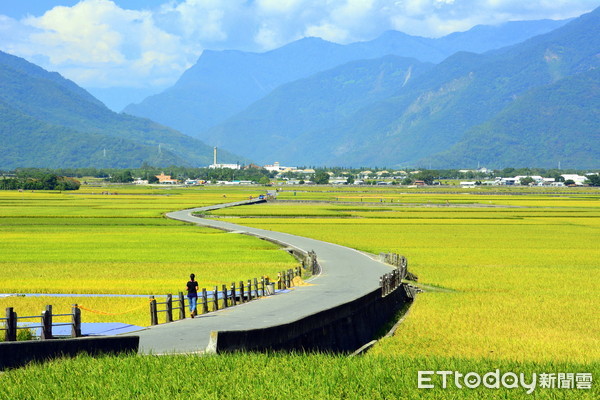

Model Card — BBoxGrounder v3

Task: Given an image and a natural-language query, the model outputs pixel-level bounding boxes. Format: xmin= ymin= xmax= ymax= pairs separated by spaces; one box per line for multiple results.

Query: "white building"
xmin=209 ymin=163 xmax=241 ymax=170
xmin=264 ymin=162 xmax=296 ymax=172
xmin=209 ymin=147 xmax=241 ymax=169
xmin=561 ymin=174 xmax=587 ymax=185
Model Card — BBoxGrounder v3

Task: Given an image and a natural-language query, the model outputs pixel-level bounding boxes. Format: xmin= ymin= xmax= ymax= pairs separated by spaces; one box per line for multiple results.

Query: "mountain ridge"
xmin=122 ymin=18 xmax=569 ymax=137
xmin=201 ymin=7 xmax=599 ymax=168
xmin=0 ymin=50 xmax=243 ymax=169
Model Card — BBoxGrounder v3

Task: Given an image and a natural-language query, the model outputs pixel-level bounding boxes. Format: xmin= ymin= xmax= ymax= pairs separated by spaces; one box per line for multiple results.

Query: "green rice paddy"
xmin=0 ymin=186 xmax=297 ymax=326
xmin=1 ymin=184 xmax=598 ymax=399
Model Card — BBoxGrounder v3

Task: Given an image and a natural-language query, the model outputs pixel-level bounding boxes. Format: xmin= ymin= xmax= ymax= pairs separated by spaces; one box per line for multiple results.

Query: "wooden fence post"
xmin=230 ymin=283 xmax=237 ymax=306
xmin=41 ymin=305 xmax=53 ymax=340
xmin=222 ymin=284 xmax=229 ymax=308
xmin=201 ymin=288 xmax=208 ymax=314
xmin=178 ymin=292 xmax=186 ymax=320
xmin=166 ymin=294 xmax=173 ymax=323
xmin=260 ymin=277 xmax=266 ymax=297
xmin=150 ymin=296 xmax=158 ymax=326
xmin=253 ymin=278 xmax=259 ymax=299
xmin=277 ymin=273 xmax=282 ymax=290
xmin=239 ymin=281 xmax=245 ymax=303
xmin=247 ymin=279 xmax=253 ymax=300
xmin=71 ymin=304 xmax=81 ymax=338
xmin=213 ymin=286 xmax=219 ymax=311
xmin=5 ymin=307 xmax=16 ymax=342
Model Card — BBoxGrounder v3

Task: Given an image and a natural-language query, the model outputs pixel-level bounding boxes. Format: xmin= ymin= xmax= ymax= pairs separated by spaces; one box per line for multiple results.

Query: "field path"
xmin=128 ymin=199 xmax=393 ymax=354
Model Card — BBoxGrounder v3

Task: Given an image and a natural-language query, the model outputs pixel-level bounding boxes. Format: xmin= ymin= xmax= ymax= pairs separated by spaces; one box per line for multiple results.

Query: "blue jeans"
xmin=188 ymin=295 xmax=197 ymax=313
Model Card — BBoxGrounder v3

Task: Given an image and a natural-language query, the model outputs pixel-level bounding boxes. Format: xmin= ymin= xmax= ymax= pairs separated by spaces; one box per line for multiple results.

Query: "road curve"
xmin=130 ymin=200 xmax=394 ymax=354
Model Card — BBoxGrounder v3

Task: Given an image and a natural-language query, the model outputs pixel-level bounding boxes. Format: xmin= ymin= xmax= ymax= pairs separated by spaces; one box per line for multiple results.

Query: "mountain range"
xmin=123 ymin=18 xmax=569 ymax=138
xmin=1 ymin=12 xmax=597 ymax=170
xmin=124 ymin=9 xmax=597 ymax=169
xmin=0 ymin=51 xmax=242 ymax=169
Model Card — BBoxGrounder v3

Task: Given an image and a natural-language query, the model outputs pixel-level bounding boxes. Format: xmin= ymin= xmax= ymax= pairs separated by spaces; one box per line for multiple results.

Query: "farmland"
xmin=1 ymin=185 xmax=598 ymax=399
xmin=206 ymin=187 xmax=600 ymax=364
xmin=0 ymin=186 xmax=297 ymax=327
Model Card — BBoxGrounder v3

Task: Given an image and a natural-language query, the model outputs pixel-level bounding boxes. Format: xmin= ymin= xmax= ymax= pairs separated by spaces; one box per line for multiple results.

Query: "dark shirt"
xmin=187 ymin=280 xmax=198 ymax=297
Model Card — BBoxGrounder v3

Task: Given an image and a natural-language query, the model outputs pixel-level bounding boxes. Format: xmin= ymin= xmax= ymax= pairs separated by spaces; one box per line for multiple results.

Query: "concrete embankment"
xmin=207 ymin=284 xmax=416 ymax=353
xmin=0 ymin=336 xmax=139 ymax=370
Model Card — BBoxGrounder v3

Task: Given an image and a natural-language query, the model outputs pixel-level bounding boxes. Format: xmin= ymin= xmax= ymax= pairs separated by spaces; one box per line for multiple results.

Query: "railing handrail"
xmin=149 ymin=264 xmax=307 ymax=326
xmin=2 ymin=304 xmax=81 ymax=342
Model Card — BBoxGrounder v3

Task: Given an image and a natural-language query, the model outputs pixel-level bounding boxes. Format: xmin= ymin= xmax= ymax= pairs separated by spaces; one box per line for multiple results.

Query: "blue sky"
xmin=1 ymin=0 xmax=598 ymax=94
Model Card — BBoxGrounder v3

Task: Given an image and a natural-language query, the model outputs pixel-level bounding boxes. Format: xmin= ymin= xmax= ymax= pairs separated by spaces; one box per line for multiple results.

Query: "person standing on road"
xmin=186 ymin=273 xmax=199 ymax=318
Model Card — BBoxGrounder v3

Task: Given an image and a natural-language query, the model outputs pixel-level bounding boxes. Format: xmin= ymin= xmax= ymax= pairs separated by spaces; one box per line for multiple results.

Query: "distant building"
xmin=244 ymin=164 xmax=263 ymax=170
xmin=209 ymin=147 xmax=241 ymax=169
xmin=264 ymin=162 xmax=296 ymax=172
xmin=209 ymin=163 xmax=241 ymax=170
xmin=156 ymin=173 xmax=178 ymax=184
xmin=561 ymin=174 xmax=587 ymax=185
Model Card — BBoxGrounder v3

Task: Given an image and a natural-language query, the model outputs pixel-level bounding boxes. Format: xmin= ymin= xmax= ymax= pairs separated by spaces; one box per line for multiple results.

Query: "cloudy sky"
xmin=1 ymin=0 xmax=598 ymax=98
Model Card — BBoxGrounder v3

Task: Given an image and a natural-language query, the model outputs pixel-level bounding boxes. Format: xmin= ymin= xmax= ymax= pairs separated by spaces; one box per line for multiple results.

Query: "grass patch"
xmin=0 ymin=352 xmax=597 ymax=399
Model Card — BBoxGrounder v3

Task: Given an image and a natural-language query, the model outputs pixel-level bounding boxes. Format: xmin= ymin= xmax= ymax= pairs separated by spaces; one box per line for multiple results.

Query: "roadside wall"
xmin=0 ymin=336 xmax=139 ymax=370
xmin=207 ymin=284 xmax=416 ymax=353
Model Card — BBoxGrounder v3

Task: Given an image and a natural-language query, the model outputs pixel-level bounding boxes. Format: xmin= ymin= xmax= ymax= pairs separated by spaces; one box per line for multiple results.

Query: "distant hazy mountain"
xmin=205 ymin=55 xmax=433 ymax=164
xmin=204 ymin=7 xmax=599 ymax=168
xmin=0 ymin=51 xmax=241 ymax=169
xmin=123 ymin=18 xmax=568 ymax=138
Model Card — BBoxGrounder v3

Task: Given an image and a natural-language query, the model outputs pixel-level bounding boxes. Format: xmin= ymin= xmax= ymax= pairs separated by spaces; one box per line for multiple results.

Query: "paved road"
xmin=129 ymin=200 xmax=393 ymax=354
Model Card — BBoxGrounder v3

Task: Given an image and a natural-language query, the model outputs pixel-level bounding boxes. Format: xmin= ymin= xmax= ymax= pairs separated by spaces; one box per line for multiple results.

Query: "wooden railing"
xmin=379 ymin=252 xmax=418 ymax=297
xmin=1 ymin=304 xmax=81 ymax=342
xmin=149 ymin=266 xmax=308 ymax=326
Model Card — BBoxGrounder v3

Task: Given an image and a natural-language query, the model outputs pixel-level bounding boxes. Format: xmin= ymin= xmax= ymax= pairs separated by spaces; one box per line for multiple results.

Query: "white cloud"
xmin=304 ymin=23 xmax=349 ymax=43
xmin=256 ymin=0 xmax=305 ymax=14
xmin=3 ymin=0 xmax=194 ymax=88
xmin=0 ymin=0 xmax=597 ymax=90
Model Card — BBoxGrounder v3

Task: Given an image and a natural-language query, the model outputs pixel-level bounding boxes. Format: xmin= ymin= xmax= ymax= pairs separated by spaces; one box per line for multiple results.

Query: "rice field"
xmin=1 ymin=352 xmax=598 ymax=399
xmin=1 ymin=185 xmax=598 ymax=399
xmin=0 ymin=186 xmax=297 ymax=327
xmin=205 ymin=187 xmax=600 ymax=365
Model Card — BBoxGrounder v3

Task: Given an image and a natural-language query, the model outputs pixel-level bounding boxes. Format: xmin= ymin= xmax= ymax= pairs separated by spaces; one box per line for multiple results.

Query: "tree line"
xmin=0 ymin=174 xmax=80 ymax=191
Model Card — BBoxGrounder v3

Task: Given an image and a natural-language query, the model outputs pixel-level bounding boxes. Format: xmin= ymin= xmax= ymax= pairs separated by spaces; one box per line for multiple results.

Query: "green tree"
xmin=258 ymin=176 xmax=271 ymax=186
xmin=313 ymin=171 xmax=330 ymax=185
xmin=520 ymin=177 xmax=535 ymax=186
xmin=109 ymin=170 xmax=133 ymax=183
xmin=401 ymin=177 xmax=413 ymax=185
xmin=585 ymin=175 xmax=600 ymax=186
xmin=414 ymin=170 xmax=436 ymax=185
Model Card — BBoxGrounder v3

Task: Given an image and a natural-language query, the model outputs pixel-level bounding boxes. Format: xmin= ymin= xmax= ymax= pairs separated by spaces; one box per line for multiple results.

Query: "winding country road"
xmin=129 ymin=200 xmax=395 ymax=354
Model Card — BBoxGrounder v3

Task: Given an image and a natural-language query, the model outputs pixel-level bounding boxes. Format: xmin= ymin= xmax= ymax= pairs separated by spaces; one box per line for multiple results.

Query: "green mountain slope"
xmin=0 ymin=51 xmax=242 ymax=169
xmin=422 ymin=69 xmax=600 ymax=169
xmin=0 ymin=101 xmax=185 ymax=169
xmin=205 ymin=7 xmax=598 ymax=168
